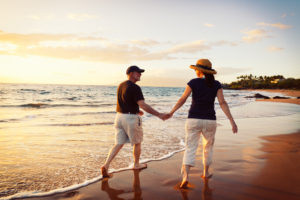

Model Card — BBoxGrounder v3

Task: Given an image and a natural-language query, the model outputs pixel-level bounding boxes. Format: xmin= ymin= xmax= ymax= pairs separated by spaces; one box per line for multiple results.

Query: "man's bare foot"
xmin=132 ymin=163 xmax=147 ymax=170
xmin=101 ymin=166 xmax=110 ymax=178
xmin=179 ymin=180 xmax=189 ymax=189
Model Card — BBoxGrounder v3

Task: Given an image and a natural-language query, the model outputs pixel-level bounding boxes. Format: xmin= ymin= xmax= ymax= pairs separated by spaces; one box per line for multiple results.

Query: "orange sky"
xmin=0 ymin=0 xmax=299 ymax=86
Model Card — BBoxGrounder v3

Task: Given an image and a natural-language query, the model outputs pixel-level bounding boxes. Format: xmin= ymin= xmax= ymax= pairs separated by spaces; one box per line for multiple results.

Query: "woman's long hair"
xmin=204 ymin=73 xmax=215 ymax=88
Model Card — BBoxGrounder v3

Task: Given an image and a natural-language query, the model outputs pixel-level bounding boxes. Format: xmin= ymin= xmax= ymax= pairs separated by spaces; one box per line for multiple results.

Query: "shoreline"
xmin=4 ymin=95 xmax=300 ymax=200
xmin=247 ymin=89 xmax=300 ymax=105
xmin=15 ymin=131 xmax=300 ymax=200
xmin=13 ymin=102 xmax=300 ymax=200
xmin=247 ymin=89 xmax=300 ymax=97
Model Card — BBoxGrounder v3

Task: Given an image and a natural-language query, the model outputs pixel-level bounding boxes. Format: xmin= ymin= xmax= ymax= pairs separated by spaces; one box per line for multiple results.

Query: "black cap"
xmin=126 ymin=66 xmax=145 ymax=75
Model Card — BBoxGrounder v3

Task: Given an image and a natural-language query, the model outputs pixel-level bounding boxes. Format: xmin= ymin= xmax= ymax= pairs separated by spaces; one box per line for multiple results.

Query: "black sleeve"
xmin=216 ymin=81 xmax=222 ymax=90
xmin=134 ymin=86 xmax=144 ymax=102
xmin=187 ymin=79 xmax=194 ymax=89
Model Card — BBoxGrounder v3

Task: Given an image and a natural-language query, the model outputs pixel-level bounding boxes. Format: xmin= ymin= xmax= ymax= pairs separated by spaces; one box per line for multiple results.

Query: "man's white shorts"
xmin=114 ymin=113 xmax=143 ymax=145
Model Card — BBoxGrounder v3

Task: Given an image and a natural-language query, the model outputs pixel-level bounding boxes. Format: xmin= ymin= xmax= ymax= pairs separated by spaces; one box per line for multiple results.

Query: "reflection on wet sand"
xmin=101 ymin=170 xmax=142 ymax=200
xmin=179 ymin=177 xmax=213 ymax=200
xmin=202 ymin=178 xmax=213 ymax=200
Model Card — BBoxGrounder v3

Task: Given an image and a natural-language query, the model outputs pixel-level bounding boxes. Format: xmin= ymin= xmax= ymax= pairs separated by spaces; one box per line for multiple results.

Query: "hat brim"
xmin=190 ymin=65 xmax=217 ymax=74
xmin=127 ymin=69 xmax=145 ymax=74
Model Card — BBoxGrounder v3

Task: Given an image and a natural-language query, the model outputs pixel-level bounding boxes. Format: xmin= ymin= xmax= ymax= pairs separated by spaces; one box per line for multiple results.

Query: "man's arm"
xmin=137 ymin=100 xmax=164 ymax=119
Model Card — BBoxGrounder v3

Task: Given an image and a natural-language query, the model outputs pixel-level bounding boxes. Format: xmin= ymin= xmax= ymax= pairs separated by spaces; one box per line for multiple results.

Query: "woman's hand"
xmin=159 ymin=113 xmax=173 ymax=120
xmin=230 ymin=120 xmax=238 ymax=134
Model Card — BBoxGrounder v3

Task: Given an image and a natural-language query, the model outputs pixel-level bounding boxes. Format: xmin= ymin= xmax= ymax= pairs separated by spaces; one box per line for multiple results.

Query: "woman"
xmin=168 ymin=59 xmax=238 ymax=189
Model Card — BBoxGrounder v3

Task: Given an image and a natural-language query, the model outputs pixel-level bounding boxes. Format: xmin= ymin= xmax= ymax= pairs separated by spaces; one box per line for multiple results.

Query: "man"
xmin=101 ymin=65 xmax=166 ymax=177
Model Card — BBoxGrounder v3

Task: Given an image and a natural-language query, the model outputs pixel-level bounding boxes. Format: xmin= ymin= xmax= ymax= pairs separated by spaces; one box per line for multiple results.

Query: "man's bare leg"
xmin=133 ymin=143 xmax=147 ymax=169
xmin=101 ymin=144 xmax=124 ymax=177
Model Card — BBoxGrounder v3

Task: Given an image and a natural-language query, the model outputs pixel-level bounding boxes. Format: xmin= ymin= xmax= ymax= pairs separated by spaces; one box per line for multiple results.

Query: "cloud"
xmin=210 ymin=40 xmax=239 ymax=46
xmin=0 ymin=43 xmax=17 ymax=51
xmin=242 ymin=21 xmax=291 ymax=44
xmin=130 ymin=39 xmax=160 ymax=46
xmin=166 ymin=40 xmax=209 ymax=54
xmin=0 ymin=30 xmax=238 ymax=63
xmin=0 ymin=30 xmax=164 ymax=62
xmin=15 ymin=45 xmax=150 ymax=63
xmin=257 ymin=22 xmax=292 ymax=30
xmin=0 ymin=31 xmax=74 ymax=46
xmin=67 ymin=13 xmax=98 ymax=21
xmin=216 ymin=66 xmax=252 ymax=75
xmin=281 ymin=13 xmax=295 ymax=18
xmin=281 ymin=13 xmax=287 ymax=18
xmin=204 ymin=23 xmax=215 ymax=27
xmin=27 ymin=15 xmax=41 ymax=20
xmin=0 ymin=31 xmax=107 ymax=46
xmin=242 ymin=29 xmax=269 ymax=43
xmin=26 ymin=14 xmax=56 ymax=21
xmin=141 ymin=40 xmax=212 ymax=60
xmin=267 ymin=46 xmax=284 ymax=52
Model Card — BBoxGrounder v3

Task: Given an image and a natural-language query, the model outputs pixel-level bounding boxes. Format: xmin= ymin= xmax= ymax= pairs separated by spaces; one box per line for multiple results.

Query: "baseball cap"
xmin=126 ymin=65 xmax=145 ymax=74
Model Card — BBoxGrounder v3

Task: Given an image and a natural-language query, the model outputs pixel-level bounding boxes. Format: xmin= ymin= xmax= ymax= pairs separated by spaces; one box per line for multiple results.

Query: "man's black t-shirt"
xmin=187 ymin=78 xmax=222 ymax=120
xmin=116 ymin=80 xmax=144 ymax=114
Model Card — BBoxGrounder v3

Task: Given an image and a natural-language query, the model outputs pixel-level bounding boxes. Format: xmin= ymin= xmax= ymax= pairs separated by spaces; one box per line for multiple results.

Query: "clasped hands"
xmin=158 ymin=113 xmax=173 ymax=121
xmin=138 ymin=110 xmax=173 ymax=121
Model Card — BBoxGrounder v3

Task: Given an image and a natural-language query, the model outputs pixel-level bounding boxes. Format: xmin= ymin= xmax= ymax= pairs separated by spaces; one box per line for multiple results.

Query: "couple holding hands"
xmin=101 ymin=59 xmax=238 ymax=189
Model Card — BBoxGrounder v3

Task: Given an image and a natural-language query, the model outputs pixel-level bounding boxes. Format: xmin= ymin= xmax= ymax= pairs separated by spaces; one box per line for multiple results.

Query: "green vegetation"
xmin=224 ymin=74 xmax=300 ymax=90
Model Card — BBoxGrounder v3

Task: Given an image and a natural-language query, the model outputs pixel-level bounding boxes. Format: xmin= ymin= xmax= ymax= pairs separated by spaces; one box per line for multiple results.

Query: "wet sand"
xmin=257 ymin=98 xmax=300 ymax=105
xmin=14 ymin=100 xmax=300 ymax=200
xmin=250 ymin=89 xmax=300 ymax=97
xmin=17 ymin=132 xmax=300 ymax=200
xmin=251 ymin=133 xmax=300 ymax=199
xmin=249 ymin=89 xmax=300 ymax=105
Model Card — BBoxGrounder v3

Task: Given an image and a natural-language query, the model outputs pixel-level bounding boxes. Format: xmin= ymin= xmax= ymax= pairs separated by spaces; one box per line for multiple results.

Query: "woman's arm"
xmin=169 ymin=85 xmax=192 ymax=116
xmin=217 ymin=88 xmax=238 ymax=133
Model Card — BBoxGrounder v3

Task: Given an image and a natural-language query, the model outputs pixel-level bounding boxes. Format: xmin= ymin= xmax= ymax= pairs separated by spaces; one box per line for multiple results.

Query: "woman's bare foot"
xmin=133 ymin=163 xmax=147 ymax=170
xmin=180 ymin=167 xmax=189 ymax=189
xmin=201 ymin=173 xmax=213 ymax=179
xmin=202 ymin=166 xmax=212 ymax=179
xmin=179 ymin=180 xmax=189 ymax=189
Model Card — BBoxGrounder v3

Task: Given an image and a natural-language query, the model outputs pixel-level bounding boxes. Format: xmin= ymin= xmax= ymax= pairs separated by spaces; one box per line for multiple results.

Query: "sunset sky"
xmin=0 ymin=0 xmax=299 ymax=86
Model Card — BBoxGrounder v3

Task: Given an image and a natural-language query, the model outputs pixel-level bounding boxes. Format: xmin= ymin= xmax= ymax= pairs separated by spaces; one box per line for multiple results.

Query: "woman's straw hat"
xmin=190 ymin=59 xmax=217 ymax=74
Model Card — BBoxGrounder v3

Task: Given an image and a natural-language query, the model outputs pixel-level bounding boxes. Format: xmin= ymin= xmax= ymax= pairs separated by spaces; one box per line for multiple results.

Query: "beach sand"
xmin=257 ymin=98 xmax=300 ymax=105
xmin=18 ymin=131 xmax=300 ymax=200
xmin=15 ymin=92 xmax=300 ymax=200
xmin=249 ymin=89 xmax=300 ymax=105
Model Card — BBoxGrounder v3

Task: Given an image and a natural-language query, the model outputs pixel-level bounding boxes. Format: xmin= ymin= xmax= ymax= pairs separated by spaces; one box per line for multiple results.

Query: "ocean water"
xmin=0 ymin=83 xmax=297 ymax=199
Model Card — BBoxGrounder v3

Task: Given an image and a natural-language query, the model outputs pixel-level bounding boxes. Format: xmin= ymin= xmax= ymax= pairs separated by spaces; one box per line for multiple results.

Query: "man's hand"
xmin=138 ymin=110 xmax=144 ymax=116
xmin=158 ymin=113 xmax=173 ymax=121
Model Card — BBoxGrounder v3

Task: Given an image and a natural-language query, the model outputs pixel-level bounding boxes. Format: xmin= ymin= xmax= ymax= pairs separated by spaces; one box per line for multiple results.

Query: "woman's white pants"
xmin=183 ymin=118 xmax=217 ymax=167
